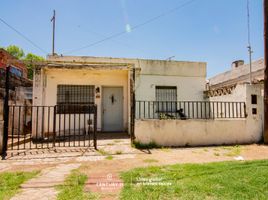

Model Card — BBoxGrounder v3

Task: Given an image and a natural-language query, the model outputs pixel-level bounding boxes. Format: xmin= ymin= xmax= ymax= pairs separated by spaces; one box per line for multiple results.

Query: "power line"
xmin=0 ymin=17 xmax=48 ymax=54
xmin=64 ymin=0 xmax=198 ymax=54
xmin=77 ymin=25 xmax=148 ymax=54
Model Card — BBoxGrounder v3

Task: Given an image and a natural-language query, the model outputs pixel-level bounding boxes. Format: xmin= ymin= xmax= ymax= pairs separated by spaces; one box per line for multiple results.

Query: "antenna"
xmin=166 ymin=56 xmax=175 ymax=61
xmin=51 ymin=10 xmax=56 ymax=55
xmin=247 ymin=0 xmax=253 ymax=84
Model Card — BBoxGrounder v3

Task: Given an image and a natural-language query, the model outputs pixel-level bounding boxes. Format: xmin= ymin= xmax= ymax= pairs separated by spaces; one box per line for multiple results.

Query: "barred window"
xmin=57 ymin=85 xmax=95 ymax=113
xmin=155 ymin=86 xmax=177 ymax=112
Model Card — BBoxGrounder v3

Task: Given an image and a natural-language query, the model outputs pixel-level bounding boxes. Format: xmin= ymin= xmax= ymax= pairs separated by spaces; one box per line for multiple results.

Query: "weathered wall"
xmin=209 ymin=83 xmax=264 ymax=136
xmin=133 ymin=83 xmax=264 ymax=147
xmin=33 ymin=68 xmax=129 ymax=134
xmin=135 ymin=75 xmax=205 ymax=101
xmin=47 ymin=55 xmax=206 ymax=77
xmin=46 ymin=56 xmax=207 ymax=102
xmin=135 ymin=118 xmax=262 ymax=146
xmin=33 ymin=56 xmax=206 ymax=136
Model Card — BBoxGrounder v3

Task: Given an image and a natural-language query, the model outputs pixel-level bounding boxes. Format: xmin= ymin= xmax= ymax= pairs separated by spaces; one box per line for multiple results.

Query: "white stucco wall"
xmin=135 ymin=83 xmax=264 ymax=146
xmin=209 ymin=83 xmax=264 ymax=131
xmin=33 ymin=56 xmax=206 ymax=137
xmin=46 ymin=56 xmax=207 ymax=102
xmin=32 ymin=68 xmax=129 ymax=135
xmin=135 ymin=75 xmax=205 ymax=101
xmin=135 ymin=118 xmax=262 ymax=146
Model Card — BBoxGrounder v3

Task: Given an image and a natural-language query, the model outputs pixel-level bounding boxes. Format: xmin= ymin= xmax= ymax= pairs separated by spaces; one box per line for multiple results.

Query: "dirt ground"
xmin=2 ymin=141 xmax=268 ymax=200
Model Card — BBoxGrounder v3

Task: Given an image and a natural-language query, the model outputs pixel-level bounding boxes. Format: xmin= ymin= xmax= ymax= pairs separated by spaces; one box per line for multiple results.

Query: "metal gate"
xmin=1 ymin=66 xmax=97 ymax=159
xmin=7 ymin=104 xmax=97 ymax=151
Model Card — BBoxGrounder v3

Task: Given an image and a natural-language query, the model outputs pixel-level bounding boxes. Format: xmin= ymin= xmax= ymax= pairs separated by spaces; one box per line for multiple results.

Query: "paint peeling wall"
xmin=135 ymin=118 xmax=262 ymax=146
xmin=33 ymin=56 xmax=206 ymax=136
xmin=33 ymin=68 xmax=129 ymax=133
xmin=135 ymin=83 xmax=263 ymax=147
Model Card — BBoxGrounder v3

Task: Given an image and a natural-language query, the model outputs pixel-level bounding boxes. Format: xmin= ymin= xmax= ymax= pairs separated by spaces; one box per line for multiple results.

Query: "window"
xmin=251 ymin=94 xmax=257 ymax=104
xmin=252 ymin=108 xmax=257 ymax=115
xmin=57 ymin=85 xmax=95 ymax=113
xmin=155 ymin=86 xmax=177 ymax=112
xmin=10 ymin=65 xmax=23 ymax=77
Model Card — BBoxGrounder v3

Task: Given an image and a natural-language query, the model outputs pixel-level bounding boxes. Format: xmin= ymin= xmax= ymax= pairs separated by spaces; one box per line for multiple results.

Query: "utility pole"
xmin=247 ymin=0 xmax=253 ymax=84
xmin=264 ymin=0 xmax=268 ymax=143
xmin=51 ymin=10 xmax=56 ymax=55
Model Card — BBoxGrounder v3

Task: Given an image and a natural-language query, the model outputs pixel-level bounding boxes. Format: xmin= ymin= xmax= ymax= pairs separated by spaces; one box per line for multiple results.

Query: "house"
xmin=32 ymin=55 xmax=206 ymax=138
xmin=31 ymin=55 xmax=263 ymax=147
xmin=205 ymin=58 xmax=264 ymax=144
xmin=0 ymin=48 xmax=28 ymax=79
xmin=207 ymin=59 xmax=264 ymax=120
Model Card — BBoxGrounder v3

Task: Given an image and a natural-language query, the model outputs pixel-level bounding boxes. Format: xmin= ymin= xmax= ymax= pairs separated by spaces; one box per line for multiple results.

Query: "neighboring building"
xmin=0 ymin=48 xmax=28 ymax=79
xmin=33 ymin=55 xmax=206 ymax=134
xmin=208 ymin=59 xmax=264 ymax=90
xmin=206 ymin=58 xmax=264 ymax=144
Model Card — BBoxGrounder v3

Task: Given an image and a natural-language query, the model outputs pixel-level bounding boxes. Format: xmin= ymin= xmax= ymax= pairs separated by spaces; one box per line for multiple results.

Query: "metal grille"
xmin=57 ymin=85 xmax=95 ymax=113
xmin=136 ymin=101 xmax=247 ymax=120
xmin=156 ymin=86 xmax=177 ymax=112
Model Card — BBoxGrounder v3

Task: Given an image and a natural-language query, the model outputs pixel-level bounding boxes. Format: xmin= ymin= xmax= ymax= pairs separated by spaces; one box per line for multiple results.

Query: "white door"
xmin=102 ymin=87 xmax=123 ymax=132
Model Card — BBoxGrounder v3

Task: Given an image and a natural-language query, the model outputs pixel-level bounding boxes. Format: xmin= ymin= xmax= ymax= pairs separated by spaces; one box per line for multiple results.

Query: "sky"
xmin=0 ymin=0 xmax=264 ymax=77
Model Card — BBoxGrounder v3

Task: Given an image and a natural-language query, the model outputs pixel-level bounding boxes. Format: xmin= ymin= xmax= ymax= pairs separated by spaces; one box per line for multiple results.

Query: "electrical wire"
xmin=64 ymin=0 xmax=198 ymax=54
xmin=0 ymin=17 xmax=48 ymax=54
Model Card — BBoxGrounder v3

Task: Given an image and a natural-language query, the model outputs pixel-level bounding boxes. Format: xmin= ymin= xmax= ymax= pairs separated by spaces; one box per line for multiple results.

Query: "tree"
xmin=5 ymin=45 xmax=25 ymax=59
xmin=4 ymin=45 xmax=44 ymax=80
xmin=24 ymin=53 xmax=44 ymax=80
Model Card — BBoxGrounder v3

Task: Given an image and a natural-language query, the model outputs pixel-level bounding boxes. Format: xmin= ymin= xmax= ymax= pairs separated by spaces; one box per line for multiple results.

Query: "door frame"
xmin=101 ymin=86 xmax=124 ymax=132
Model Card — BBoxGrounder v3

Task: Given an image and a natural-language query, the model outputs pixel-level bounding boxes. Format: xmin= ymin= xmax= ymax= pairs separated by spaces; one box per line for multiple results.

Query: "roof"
xmin=209 ymin=58 xmax=264 ymax=88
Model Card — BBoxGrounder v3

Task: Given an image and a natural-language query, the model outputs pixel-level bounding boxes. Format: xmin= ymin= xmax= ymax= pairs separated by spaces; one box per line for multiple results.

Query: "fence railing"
xmin=135 ymin=101 xmax=247 ymax=120
xmin=7 ymin=104 xmax=97 ymax=151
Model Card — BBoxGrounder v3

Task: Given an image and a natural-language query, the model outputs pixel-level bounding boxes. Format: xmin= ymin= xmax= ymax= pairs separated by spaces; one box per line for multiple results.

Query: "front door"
xmin=102 ymin=87 xmax=123 ymax=132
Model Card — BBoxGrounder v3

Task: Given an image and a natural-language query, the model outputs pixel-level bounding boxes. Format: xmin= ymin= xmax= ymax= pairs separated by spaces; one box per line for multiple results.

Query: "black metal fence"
xmin=7 ymin=104 xmax=97 ymax=151
xmin=135 ymin=101 xmax=247 ymax=120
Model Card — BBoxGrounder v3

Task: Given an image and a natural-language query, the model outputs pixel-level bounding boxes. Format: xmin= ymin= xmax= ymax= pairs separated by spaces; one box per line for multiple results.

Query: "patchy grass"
xmin=203 ymin=148 xmax=209 ymax=152
xmin=57 ymin=170 xmax=98 ymax=200
xmin=105 ymin=155 xmax=114 ymax=160
xmin=120 ymin=160 xmax=268 ymax=200
xmin=132 ymin=141 xmax=160 ymax=149
xmin=160 ymin=147 xmax=171 ymax=152
xmin=214 ymin=152 xmax=220 ymax=156
xmin=115 ymin=150 xmax=122 ymax=155
xmin=143 ymin=159 xmax=159 ymax=163
xmin=0 ymin=171 xmax=39 ymax=200
xmin=97 ymin=149 xmax=108 ymax=156
xmin=223 ymin=145 xmax=242 ymax=157
xmin=113 ymin=140 xmax=121 ymax=143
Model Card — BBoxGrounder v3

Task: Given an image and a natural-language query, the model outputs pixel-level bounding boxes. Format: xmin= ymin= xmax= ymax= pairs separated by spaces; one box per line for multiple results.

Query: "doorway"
xmin=102 ymin=87 xmax=124 ymax=132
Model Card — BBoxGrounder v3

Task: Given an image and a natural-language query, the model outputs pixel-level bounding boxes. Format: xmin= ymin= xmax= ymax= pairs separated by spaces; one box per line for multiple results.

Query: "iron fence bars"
xmin=6 ymin=104 xmax=97 ymax=152
xmin=135 ymin=101 xmax=247 ymax=120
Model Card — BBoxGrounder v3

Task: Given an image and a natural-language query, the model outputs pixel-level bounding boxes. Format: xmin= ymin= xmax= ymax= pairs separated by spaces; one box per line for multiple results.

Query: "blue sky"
xmin=0 ymin=0 xmax=264 ymax=77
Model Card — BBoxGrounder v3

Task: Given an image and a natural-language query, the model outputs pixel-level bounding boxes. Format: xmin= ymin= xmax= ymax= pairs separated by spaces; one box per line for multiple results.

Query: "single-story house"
xmin=31 ymin=55 xmax=263 ymax=147
xmin=32 ymin=55 xmax=206 ymax=137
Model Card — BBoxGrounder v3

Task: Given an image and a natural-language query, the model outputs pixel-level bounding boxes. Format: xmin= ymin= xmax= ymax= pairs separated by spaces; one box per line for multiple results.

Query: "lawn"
xmin=120 ymin=160 xmax=268 ymax=200
xmin=57 ymin=170 xmax=98 ymax=200
xmin=0 ymin=171 xmax=39 ymax=200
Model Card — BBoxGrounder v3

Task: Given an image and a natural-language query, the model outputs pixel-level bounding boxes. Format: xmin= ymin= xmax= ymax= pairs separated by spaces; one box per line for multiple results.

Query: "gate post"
xmin=53 ymin=105 xmax=56 ymax=147
xmin=93 ymin=105 xmax=97 ymax=150
xmin=1 ymin=66 xmax=10 ymax=159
